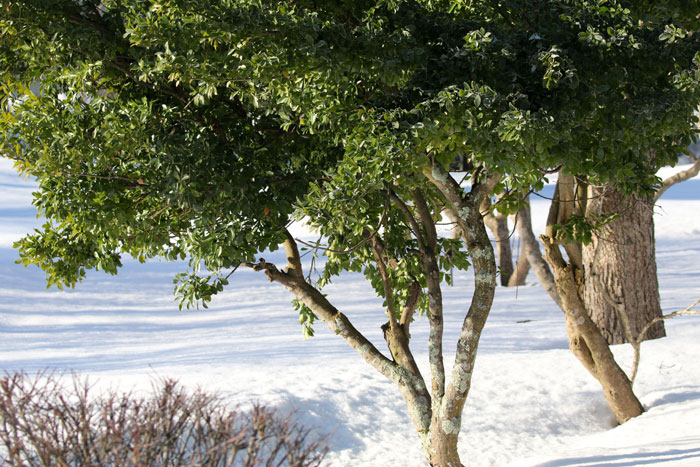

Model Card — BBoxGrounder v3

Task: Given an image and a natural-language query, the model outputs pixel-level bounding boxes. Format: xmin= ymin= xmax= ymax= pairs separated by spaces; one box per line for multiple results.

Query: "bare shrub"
xmin=0 ymin=372 xmax=329 ymax=466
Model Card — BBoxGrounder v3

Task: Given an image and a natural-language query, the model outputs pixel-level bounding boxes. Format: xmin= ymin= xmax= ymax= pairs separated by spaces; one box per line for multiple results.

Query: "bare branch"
xmin=369 ymin=236 xmax=398 ymax=330
xmin=480 ymin=194 xmax=514 ymax=285
xmin=410 ymin=189 xmax=438 ymax=251
xmin=629 ymin=298 xmax=700 ymax=383
xmin=239 ymin=257 xmax=397 ymax=381
xmin=653 ymin=157 xmax=700 ymax=203
xmin=388 ymin=190 xmax=426 ymax=248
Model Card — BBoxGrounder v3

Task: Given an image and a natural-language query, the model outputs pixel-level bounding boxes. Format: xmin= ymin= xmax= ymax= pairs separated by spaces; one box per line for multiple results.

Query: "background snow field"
xmin=1 ymin=157 xmax=699 ymax=466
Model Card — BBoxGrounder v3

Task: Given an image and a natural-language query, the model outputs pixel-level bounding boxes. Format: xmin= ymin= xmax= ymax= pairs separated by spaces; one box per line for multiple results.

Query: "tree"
xmin=541 ymin=173 xmax=647 ymax=423
xmin=2 ymin=1 xmax=699 ymax=465
xmin=570 ymin=4 xmax=700 ymax=346
xmin=512 ymin=194 xmax=562 ymax=307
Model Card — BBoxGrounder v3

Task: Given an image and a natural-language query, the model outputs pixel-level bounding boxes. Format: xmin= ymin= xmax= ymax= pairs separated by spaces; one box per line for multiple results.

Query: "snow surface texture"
xmin=1 ymin=158 xmax=699 ymax=466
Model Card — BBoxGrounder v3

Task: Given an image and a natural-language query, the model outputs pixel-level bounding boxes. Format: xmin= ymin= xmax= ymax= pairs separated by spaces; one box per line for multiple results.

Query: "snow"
xmin=1 ymin=158 xmax=699 ymax=466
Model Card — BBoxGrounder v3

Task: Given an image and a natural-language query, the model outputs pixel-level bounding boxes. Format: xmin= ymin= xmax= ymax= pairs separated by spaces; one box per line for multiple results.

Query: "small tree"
xmin=2 ymin=1 xmax=699 ymax=465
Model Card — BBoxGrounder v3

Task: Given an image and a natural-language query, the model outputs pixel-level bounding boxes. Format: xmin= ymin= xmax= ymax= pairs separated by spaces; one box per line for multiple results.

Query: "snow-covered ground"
xmin=1 ymin=157 xmax=699 ymax=466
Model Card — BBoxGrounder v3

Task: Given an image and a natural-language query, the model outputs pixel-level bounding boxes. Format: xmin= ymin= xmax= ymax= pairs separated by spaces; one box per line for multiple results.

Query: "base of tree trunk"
xmin=424 ymin=428 xmax=462 ymax=467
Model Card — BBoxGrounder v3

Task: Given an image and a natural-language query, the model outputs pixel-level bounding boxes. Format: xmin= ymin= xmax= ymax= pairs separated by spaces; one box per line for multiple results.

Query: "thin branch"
xmin=400 ymin=281 xmax=422 ymax=335
xmin=514 ymin=195 xmax=562 ymax=308
xmin=366 ymin=232 xmax=424 ymax=381
xmin=629 ymin=298 xmax=700 ymax=384
xmin=388 ymin=190 xmax=426 ymax=249
xmin=423 ymin=162 xmax=498 ymax=421
xmin=653 ymin=157 xmax=700 ymax=202
xmin=410 ymin=189 xmax=438 ymax=251
xmin=369 ymin=235 xmax=399 ymax=331
xmin=239 ymin=254 xmax=413 ymax=392
xmin=408 ymin=189 xmax=446 ymax=401
xmin=640 ymin=298 xmax=700 ymax=338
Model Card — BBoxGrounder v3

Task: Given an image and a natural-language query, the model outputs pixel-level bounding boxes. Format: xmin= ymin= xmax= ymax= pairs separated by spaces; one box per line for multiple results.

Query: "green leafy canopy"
xmin=1 ymin=0 xmax=699 ymax=327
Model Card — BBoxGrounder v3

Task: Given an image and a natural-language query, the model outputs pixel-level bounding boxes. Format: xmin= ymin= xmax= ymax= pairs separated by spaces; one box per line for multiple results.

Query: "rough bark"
xmin=582 ymin=185 xmax=665 ymax=344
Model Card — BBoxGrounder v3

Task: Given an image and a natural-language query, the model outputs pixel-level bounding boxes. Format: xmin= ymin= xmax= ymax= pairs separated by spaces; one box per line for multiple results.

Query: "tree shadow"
xmin=534 ymin=446 xmax=700 ymax=466
xmin=647 ymin=389 xmax=700 ymax=408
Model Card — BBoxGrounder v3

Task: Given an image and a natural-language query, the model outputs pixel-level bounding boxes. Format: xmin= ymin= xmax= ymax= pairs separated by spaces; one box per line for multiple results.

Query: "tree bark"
xmin=542 ymin=174 xmax=644 ymax=424
xmin=582 ymin=185 xmax=665 ymax=344
xmin=424 ymin=165 xmax=500 ymax=467
xmin=250 ymin=173 xmax=500 ymax=467
xmin=249 ymin=231 xmax=435 ymax=445
xmin=247 ymin=168 xmax=501 ymax=467
xmin=542 ymin=236 xmax=644 ymax=424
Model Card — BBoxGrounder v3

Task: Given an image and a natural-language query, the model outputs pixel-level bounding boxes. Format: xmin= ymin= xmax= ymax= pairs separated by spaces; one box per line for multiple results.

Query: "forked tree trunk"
xmin=582 ymin=185 xmax=665 ymax=344
xmin=250 ymin=167 xmax=500 ymax=467
xmin=423 ymin=165 xmax=500 ymax=467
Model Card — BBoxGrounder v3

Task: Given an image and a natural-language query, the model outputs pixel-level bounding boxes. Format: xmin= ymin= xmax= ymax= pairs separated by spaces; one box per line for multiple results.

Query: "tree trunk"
xmin=582 ymin=185 xmax=665 ymax=344
xmin=481 ymin=196 xmax=513 ymax=286
xmin=542 ymin=174 xmax=643 ymax=424
xmin=424 ymin=165 xmax=500 ymax=467
xmin=507 ymin=249 xmax=529 ymax=287
xmin=514 ymin=196 xmax=562 ymax=308
xmin=424 ymin=427 xmax=461 ymax=467
xmin=542 ymin=237 xmax=644 ymax=424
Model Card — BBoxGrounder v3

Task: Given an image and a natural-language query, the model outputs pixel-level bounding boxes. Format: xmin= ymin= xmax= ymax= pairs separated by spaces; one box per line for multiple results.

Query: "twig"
xmin=629 ymin=298 xmax=700 ymax=384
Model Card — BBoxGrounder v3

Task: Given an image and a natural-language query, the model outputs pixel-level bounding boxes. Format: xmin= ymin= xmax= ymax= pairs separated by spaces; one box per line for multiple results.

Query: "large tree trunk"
xmin=582 ymin=185 xmax=665 ymax=344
